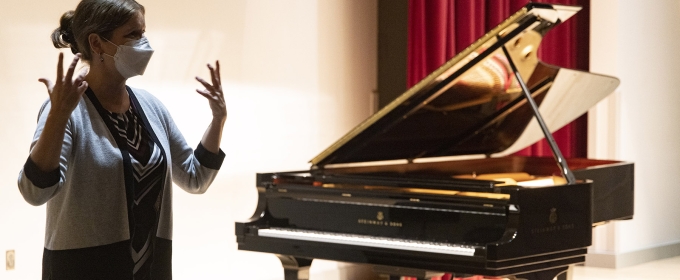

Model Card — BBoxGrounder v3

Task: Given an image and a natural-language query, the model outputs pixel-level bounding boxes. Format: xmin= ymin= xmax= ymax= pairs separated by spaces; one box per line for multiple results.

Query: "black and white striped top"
xmin=109 ymin=104 xmax=167 ymax=278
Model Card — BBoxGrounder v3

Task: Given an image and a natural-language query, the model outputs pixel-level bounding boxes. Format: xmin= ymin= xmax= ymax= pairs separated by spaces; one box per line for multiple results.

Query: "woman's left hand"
xmin=196 ymin=61 xmax=227 ymax=123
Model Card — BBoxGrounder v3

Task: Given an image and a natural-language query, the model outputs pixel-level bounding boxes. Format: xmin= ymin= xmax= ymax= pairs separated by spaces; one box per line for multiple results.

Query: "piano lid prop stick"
xmin=500 ymin=43 xmax=577 ymax=185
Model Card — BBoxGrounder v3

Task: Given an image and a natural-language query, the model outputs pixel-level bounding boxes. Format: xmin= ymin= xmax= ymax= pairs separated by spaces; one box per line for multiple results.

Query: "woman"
xmin=17 ymin=0 xmax=226 ymax=278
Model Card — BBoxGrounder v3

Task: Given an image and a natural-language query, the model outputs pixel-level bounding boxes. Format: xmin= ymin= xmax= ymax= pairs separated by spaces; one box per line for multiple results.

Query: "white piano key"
xmin=258 ymin=228 xmax=478 ymax=257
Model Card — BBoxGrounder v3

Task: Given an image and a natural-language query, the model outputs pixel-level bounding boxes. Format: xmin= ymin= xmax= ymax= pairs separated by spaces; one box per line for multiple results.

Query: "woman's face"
xmin=95 ymin=10 xmax=146 ymax=78
xmin=101 ymin=11 xmax=146 ymax=51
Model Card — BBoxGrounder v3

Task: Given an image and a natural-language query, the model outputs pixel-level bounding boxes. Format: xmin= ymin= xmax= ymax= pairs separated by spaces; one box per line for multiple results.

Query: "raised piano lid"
xmin=311 ymin=3 xmax=620 ymax=168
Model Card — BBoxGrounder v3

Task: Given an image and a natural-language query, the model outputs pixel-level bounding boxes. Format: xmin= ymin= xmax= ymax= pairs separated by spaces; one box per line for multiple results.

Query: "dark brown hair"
xmin=50 ymin=0 xmax=145 ymax=61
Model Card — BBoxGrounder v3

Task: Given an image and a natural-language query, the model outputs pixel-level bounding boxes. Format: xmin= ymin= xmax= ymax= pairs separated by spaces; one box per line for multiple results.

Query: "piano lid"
xmin=311 ymin=3 xmax=620 ymax=167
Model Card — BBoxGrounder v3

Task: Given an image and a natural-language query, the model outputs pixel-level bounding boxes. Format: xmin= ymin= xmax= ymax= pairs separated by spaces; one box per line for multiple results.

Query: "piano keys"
xmin=235 ymin=3 xmax=633 ymax=280
xmin=257 ymin=228 xmax=479 ymax=256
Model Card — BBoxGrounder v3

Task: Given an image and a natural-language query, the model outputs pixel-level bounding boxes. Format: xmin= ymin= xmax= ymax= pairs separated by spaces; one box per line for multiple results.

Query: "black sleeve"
xmin=193 ymin=142 xmax=225 ymax=170
xmin=23 ymin=156 xmax=60 ymax=189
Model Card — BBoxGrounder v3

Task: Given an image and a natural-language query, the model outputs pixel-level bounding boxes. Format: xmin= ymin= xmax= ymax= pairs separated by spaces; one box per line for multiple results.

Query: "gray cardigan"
xmin=18 ymin=87 xmax=224 ymax=251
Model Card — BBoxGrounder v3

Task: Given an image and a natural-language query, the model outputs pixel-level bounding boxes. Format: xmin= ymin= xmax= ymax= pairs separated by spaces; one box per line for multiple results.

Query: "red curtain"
xmin=407 ymin=0 xmax=590 ymax=159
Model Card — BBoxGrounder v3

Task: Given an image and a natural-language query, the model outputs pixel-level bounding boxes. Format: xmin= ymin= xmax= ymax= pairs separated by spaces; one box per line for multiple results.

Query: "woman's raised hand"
xmin=29 ymin=53 xmax=89 ymax=173
xmin=39 ymin=53 xmax=88 ymax=119
xmin=195 ymin=61 xmax=227 ymax=122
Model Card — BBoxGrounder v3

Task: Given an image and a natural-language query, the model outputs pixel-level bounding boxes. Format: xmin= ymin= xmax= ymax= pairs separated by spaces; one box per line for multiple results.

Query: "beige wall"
xmin=0 ymin=0 xmax=376 ymax=279
xmin=588 ymin=0 xmax=680 ymax=268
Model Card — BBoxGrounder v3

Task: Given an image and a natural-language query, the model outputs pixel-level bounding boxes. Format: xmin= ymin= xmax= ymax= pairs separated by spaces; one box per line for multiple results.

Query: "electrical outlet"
xmin=5 ymin=250 xmax=15 ymax=270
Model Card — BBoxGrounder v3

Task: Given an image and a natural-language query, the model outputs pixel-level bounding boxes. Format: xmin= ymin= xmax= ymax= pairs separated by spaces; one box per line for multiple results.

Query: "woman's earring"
xmin=100 ymin=53 xmax=104 ymax=62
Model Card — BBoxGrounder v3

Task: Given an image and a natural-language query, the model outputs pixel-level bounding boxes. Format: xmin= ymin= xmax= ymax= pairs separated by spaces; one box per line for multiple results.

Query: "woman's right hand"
xmin=29 ymin=53 xmax=88 ymax=173
xmin=38 ymin=53 xmax=88 ymax=119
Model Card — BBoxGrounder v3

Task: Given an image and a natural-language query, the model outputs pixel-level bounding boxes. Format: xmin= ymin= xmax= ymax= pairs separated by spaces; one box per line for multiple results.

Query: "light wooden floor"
xmin=571 ymin=256 xmax=680 ymax=280
xmin=386 ymin=256 xmax=680 ymax=280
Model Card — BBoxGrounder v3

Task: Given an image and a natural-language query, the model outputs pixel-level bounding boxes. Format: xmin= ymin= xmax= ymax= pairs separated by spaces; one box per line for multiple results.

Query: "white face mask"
xmin=102 ymin=36 xmax=154 ymax=79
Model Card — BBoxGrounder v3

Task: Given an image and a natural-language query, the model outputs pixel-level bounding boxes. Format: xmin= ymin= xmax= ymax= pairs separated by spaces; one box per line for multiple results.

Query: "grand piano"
xmin=235 ymin=3 xmax=634 ymax=280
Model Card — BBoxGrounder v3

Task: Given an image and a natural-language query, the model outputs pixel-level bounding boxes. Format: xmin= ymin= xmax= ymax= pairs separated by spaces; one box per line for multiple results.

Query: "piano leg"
xmin=374 ymin=265 xmax=445 ymax=280
xmin=557 ymin=265 xmax=575 ymax=280
xmin=514 ymin=266 xmax=567 ymax=280
xmin=277 ymin=255 xmax=313 ymax=280
xmin=378 ymin=275 xmax=435 ymax=280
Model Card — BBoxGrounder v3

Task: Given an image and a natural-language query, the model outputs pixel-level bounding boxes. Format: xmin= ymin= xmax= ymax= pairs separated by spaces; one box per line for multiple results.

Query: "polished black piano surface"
xmin=235 ymin=3 xmax=633 ymax=280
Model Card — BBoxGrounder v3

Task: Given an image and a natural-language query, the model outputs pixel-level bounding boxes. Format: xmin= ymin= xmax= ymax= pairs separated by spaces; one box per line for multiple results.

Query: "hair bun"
xmin=61 ymin=29 xmax=73 ymax=44
xmin=51 ymin=10 xmax=79 ymax=54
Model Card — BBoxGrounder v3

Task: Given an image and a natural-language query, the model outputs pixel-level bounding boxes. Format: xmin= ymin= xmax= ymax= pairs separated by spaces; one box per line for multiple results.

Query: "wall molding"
xmin=586 ymin=241 xmax=680 ymax=269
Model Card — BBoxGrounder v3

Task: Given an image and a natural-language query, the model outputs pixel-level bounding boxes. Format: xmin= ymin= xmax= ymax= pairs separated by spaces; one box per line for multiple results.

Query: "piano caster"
xmin=277 ymin=255 xmax=313 ymax=280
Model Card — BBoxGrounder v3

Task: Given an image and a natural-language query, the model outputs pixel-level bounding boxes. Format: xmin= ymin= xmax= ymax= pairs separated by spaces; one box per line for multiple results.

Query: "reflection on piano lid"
xmin=236 ymin=3 xmax=633 ymax=280
xmin=310 ymin=5 xmax=618 ymax=168
xmin=319 ymin=183 xmax=511 ymax=200
xmin=453 ymin=172 xmax=567 ymax=187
